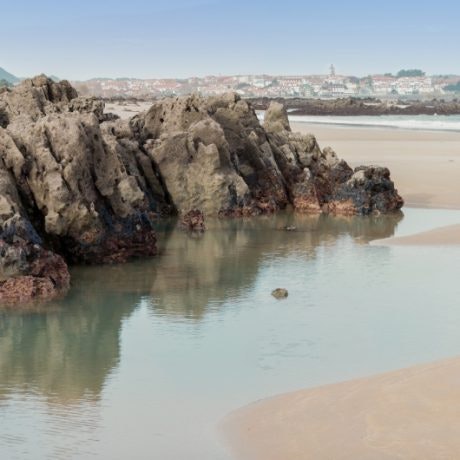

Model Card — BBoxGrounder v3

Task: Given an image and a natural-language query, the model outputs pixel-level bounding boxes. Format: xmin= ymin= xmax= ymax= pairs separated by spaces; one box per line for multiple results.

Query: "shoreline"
xmin=222 ymin=121 xmax=460 ymax=458
xmin=222 ymin=356 xmax=460 ymax=460
xmin=372 ymin=222 xmax=460 ymax=246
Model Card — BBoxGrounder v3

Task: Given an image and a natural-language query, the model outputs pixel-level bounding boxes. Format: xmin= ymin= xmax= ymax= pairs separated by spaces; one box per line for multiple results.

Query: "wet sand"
xmin=223 ymin=356 xmax=460 ymax=460
xmin=223 ymin=124 xmax=460 ymax=459
xmin=372 ymin=223 xmax=460 ymax=246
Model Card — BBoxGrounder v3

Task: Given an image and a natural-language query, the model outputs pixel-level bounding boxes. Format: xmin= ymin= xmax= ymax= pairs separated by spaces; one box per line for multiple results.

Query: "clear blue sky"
xmin=2 ymin=0 xmax=459 ymax=80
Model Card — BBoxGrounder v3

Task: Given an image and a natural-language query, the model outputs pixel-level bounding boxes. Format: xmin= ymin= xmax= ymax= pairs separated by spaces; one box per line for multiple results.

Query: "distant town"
xmin=1 ymin=66 xmax=460 ymax=100
xmin=71 ymin=67 xmax=460 ymax=100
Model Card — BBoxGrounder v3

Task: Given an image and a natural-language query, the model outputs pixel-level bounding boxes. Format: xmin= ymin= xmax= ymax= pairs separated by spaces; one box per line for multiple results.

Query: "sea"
xmin=288 ymin=114 xmax=460 ymax=132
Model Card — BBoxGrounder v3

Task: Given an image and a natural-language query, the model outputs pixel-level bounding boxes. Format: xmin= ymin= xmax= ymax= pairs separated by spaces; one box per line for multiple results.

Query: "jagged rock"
xmin=145 ymin=118 xmax=252 ymax=216
xmin=264 ymin=101 xmax=291 ymax=133
xmin=326 ymin=166 xmax=405 ymax=214
xmin=67 ymin=96 xmax=106 ymax=121
xmin=0 ymin=74 xmax=77 ymax=124
xmin=0 ymin=78 xmax=166 ymax=302
xmin=0 ymin=77 xmax=403 ymax=304
xmin=137 ymin=93 xmax=289 ymax=216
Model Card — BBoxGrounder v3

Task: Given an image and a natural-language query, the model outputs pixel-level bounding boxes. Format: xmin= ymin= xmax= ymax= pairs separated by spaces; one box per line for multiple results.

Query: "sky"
xmin=2 ymin=0 xmax=460 ymax=80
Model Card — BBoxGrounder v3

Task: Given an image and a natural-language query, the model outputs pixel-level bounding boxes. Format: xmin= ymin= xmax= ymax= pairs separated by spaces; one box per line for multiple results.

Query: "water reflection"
xmin=0 ymin=212 xmax=403 ymax=401
xmin=0 ymin=212 xmax=403 ymax=459
xmin=149 ymin=212 xmax=403 ymax=318
xmin=0 ymin=289 xmax=137 ymax=405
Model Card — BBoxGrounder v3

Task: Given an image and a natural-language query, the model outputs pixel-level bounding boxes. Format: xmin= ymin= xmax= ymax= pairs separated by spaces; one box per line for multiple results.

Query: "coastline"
xmin=372 ymin=223 xmax=460 ymax=246
xmin=222 ymin=121 xmax=460 ymax=459
xmin=222 ymin=356 xmax=460 ymax=460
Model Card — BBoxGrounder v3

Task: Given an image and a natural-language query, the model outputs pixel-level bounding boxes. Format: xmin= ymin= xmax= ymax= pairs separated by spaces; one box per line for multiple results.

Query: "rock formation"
xmin=250 ymin=96 xmax=460 ymax=116
xmin=0 ymin=76 xmax=403 ymax=304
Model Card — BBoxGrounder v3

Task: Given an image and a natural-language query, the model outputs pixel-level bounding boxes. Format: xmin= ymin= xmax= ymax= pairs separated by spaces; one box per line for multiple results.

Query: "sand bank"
xmin=372 ymin=223 xmax=460 ymax=246
xmin=291 ymin=122 xmax=460 ymax=210
xmin=223 ymin=356 xmax=460 ymax=460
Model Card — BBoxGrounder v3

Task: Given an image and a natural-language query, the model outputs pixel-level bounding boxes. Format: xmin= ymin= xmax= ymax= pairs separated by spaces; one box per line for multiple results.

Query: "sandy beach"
xmin=223 ymin=123 xmax=460 ymax=460
xmin=223 ymin=356 xmax=460 ymax=460
xmin=372 ymin=223 xmax=460 ymax=246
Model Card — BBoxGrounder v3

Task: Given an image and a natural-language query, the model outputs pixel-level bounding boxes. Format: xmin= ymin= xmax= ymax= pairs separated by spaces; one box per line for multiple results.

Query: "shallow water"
xmin=1 ymin=208 xmax=460 ymax=460
xmin=288 ymin=114 xmax=460 ymax=132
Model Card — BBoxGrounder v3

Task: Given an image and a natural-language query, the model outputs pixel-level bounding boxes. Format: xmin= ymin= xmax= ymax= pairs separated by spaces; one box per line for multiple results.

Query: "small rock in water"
xmin=271 ymin=288 xmax=288 ymax=299
xmin=180 ymin=209 xmax=206 ymax=232
xmin=284 ymin=226 xmax=296 ymax=231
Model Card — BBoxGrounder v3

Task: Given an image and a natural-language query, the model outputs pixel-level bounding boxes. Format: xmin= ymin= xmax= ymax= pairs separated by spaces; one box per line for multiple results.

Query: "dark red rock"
xmin=0 ymin=242 xmax=70 ymax=304
xmin=180 ymin=210 xmax=206 ymax=232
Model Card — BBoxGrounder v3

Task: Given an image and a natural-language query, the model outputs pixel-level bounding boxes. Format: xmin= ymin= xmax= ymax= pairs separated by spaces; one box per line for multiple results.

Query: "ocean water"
xmin=288 ymin=114 xmax=460 ymax=132
xmin=1 ymin=208 xmax=460 ymax=460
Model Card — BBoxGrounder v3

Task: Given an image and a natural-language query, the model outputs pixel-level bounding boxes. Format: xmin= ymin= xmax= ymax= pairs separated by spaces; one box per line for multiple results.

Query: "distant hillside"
xmin=0 ymin=67 xmax=19 ymax=84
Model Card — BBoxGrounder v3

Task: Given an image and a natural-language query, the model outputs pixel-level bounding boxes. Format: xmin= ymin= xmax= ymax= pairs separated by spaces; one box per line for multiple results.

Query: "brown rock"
xmin=272 ymin=288 xmax=289 ymax=299
xmin=180 ymin=209 xmax=206 ymax=232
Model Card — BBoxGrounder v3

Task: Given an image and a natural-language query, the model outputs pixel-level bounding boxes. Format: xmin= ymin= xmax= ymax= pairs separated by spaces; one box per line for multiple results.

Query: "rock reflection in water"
xmin=0 ymin=289 xmax=137 ymax=404
xmin=0 ymin=211 xmax=402 ymax=459
xmin=148 ymin=212 xmax=403 ymax=318
xmin=0 ymin=211 xmax=402 ymax=404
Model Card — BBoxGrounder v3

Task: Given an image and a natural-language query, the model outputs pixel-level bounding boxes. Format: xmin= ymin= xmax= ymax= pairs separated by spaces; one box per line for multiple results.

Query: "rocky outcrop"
xmin=262 ymin=102 xmax=403 ymax=214
xmin=250 ymin=96 xmax=460 ymax=116
xmin=0 ymin=77 xmax=403 ymax=304
xmin=0 ymin=76 xmax=165 ymax=303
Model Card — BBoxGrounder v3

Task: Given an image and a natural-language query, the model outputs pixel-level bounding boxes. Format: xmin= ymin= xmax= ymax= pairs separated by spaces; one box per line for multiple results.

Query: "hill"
xmin=0 ymin=67 xmax=19 ymax=84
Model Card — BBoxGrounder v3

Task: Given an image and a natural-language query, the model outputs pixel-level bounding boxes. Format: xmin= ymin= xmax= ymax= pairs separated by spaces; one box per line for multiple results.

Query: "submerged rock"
xmin=272 ymin=288 xmax=289 ymax=299
xmin=0 ymin=77 xmax=403 ymax=304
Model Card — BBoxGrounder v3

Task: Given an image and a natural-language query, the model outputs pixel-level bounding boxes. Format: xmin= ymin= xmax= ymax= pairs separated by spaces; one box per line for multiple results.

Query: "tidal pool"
xmin=1 ymin=208 xmax=460 ymax=459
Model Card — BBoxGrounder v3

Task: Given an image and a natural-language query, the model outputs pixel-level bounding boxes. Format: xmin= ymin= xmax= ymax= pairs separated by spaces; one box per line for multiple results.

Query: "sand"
xmin=372 ymin=223 xmax=460 ymax=246
xmin=223 ymin=124 xmax=460 ymax=459
xmin=223 ymin=356 xmax=460 ymax=460
xmin=105 ymin=101 xmax=152 ymax=119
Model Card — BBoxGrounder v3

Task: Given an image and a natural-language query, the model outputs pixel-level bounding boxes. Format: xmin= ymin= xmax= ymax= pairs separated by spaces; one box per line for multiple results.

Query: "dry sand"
xmin=105 ymin=101 xmax=152 ymax=119
xmin=223 ymin=356 xmax=460 ymax=460
xmin=223 ymin=124 xmax=460 ymax=459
